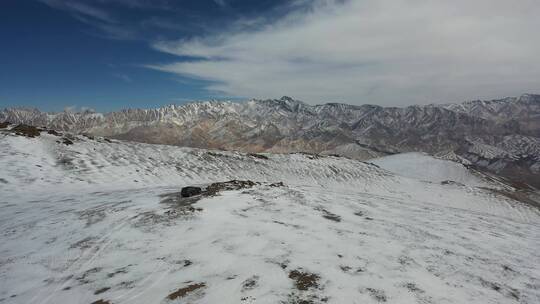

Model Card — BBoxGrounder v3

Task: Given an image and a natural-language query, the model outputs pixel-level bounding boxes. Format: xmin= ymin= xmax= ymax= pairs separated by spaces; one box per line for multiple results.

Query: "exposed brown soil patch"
xmin=91 ymin=300 xmax=111 ymax=304
xmin=206 ymin=180 xmax=257 ymax=195
xmin=285 ymin=293 xmax=328 ymax=304
xmin=167 ymin=282 xmax=206 ymax=300
xmin=0 ymin=121 xmax=9 ymax=129
xmin=289 ymin=269 xmax=320 ymax=291
xmin=12 ymin=124 xmax=40 ymax=137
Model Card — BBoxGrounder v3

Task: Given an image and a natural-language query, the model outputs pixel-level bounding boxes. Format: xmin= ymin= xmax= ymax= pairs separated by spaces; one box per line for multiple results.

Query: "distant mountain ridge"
xmin=2 ymin=94 xmax=539 ymax=187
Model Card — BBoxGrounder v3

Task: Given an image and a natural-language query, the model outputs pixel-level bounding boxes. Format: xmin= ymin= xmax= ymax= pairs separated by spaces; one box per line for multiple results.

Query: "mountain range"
xmin=2 ymin=94 xmax=539 ymax=187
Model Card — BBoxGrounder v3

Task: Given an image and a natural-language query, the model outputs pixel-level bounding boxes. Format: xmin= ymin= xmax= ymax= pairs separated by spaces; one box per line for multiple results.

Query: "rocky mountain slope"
xmin=2 ymin=94 xmax=539 ymax=187
xmin=1 ymin=130 xmax=539 ymax=304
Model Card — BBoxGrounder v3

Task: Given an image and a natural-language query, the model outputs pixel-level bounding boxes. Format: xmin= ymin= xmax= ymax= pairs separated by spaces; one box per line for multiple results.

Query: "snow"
xmin=1 ymin=132 xmax=539 ymax=304
xmin=370 ymin=152 xmax=488 ymax=187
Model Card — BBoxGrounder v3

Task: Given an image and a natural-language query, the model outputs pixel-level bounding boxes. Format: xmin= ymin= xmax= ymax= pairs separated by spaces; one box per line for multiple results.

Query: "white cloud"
xmin=148 ymin=0 xmax=540 ymax=105
xmin=40 ymin=0 xmax=142 ymax=40
xmin=41 ymin=0 xmax=115 ymax=23
xmin=63 ymin=105 xmax=95 ymax=113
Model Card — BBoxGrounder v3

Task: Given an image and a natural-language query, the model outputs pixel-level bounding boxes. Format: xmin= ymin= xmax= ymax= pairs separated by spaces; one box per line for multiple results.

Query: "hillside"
xmin=0 ymin=129 xmax=539 ymax=304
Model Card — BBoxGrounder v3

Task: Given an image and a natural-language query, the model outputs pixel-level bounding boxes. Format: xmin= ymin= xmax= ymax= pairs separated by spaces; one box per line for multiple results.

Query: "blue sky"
xmin=1 ymin=0 xmax=538 ymax=112
xmin=0 ymin=0 xmax=296 ymax=111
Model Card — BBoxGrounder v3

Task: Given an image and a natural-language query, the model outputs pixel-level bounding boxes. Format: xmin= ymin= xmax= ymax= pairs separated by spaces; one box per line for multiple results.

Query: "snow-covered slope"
xmin=1 ymin=132 xmax=539 ymax=304
xmin=370 ymin=152 xmax=488 ymax=187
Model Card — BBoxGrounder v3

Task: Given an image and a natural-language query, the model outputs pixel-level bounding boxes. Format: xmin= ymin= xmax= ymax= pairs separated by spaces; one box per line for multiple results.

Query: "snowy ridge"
xmin=0 ymin=132 xmax=537 ymax=220
xmin=442 ymin=94 xmax=540 ymax=124
xmin=0 ymin=133 xmax=390 ymax=195
xmin=2 ymin=94 xmax=539 ymax=188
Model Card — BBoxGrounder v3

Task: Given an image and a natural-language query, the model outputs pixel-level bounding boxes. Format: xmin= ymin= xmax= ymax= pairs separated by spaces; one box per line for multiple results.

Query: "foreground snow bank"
xmin=1 ymin=132 xmax=539 ymax=304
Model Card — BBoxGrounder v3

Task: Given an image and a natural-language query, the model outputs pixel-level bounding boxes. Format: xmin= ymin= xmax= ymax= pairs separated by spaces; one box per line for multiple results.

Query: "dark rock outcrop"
xmin=180 ymin=186 xmax=202 ymax=198
xmin=206 ymin=180 xmax=256 ymax=195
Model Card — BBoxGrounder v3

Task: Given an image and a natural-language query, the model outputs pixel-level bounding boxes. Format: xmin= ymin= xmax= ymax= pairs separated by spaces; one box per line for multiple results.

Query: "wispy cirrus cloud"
xmin=148 ymin=0 xmax=540 ymax=105
xmin=63 ymin=105 xmax=96 ymax=113
xmin=39 ymin=0 xmax=171 ymax=40
xmin=40 ymin=0 xmax=115 ymax=23
xmin=40 ymin=0 xmax=132 ymax=40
